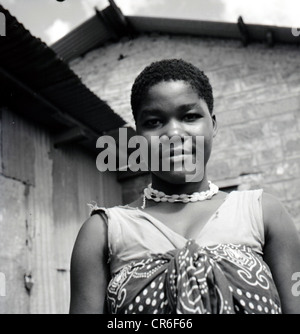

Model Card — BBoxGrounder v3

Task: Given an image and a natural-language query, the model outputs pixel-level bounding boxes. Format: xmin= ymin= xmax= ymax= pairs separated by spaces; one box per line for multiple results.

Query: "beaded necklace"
xmin=141 ymin=181 xmax=219 ymax=209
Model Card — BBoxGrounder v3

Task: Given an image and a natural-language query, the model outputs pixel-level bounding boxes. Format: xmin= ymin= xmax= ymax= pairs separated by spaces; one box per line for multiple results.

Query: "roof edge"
xmin=51 ymin=7 xmax=300 ymax=63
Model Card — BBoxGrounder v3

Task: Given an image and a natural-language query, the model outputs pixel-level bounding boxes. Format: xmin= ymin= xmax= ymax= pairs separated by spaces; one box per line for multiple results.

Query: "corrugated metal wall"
xmin=0 ymin=107 xmax=122 ymax=314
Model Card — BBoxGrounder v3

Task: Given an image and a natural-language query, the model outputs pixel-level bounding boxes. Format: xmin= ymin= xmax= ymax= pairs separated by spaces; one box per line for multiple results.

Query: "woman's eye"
xmin=183 ymin=114 xmax=200 ymax=122
xmin=144 ymin=119 xmax=162 ymax=128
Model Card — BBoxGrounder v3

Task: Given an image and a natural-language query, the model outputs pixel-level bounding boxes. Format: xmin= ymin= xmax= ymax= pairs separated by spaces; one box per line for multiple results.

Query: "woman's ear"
xmin=212 ymin=114 xmax=218 ymax=137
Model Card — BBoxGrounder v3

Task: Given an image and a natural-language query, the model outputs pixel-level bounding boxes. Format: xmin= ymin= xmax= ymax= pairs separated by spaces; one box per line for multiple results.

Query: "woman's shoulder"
xmin=261 ymin=191 xmax=285 ymax=220
xmin=230 ymin=188 xmax=263 ymax=196
xmin=71 ymin=213 xmax=109 ymax=275
xmin=260 ymin=191 xmax=295 ymax=238
xmin=261 ymin=191 xmax=280 ymax=207
xmin=226 ymin=188 xmax=263 ymax=205
xmin=78 ymin=213 xmax=108 ymax=248
xmin=87 ymin=201 xmax=143 ymax=230
xmin=231 ymin=189 xmax=283 ymax=221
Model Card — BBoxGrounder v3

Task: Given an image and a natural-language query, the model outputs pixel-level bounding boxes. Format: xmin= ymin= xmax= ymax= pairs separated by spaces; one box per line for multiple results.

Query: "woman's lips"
xmin=167 ymin=153 xmax=194 ymax=162
xmin=161 ymin=147 xmax=194 ymax=157
xmin=161 ymin=145 xmax=194 ymax=155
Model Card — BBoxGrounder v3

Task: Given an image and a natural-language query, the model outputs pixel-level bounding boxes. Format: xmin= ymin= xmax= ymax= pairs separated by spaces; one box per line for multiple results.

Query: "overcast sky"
xmin=1 ymin=0 xmax=300 ymax=45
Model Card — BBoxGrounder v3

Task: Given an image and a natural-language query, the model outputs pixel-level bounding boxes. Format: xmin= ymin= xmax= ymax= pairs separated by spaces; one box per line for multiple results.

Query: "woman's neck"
xmin=151 ymin=172 xmax=210 ymax=195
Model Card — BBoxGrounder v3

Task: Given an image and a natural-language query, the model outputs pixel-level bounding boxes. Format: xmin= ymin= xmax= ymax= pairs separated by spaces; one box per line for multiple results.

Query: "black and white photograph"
xmin=0 ymin=0 xmax=300 ymax=317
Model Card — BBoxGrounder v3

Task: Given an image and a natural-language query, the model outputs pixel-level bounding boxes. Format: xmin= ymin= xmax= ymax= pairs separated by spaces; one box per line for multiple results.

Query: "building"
xmin=1 ymin=0 xmax=300 ymax=314
xmin=53 ymin=1 xmax=300 ymax=226
xmin=0 ymin=4 xmax=125 ymax=314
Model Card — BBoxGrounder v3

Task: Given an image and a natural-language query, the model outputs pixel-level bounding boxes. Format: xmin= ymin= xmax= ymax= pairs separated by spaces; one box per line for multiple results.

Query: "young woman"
xmin=69 ymin=59 xmax=300 ymax=314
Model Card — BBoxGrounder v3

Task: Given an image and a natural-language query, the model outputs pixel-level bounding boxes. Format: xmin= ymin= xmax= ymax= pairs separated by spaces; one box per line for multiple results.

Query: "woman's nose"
xmin=164 ymin=119 xmax=186 ymax=138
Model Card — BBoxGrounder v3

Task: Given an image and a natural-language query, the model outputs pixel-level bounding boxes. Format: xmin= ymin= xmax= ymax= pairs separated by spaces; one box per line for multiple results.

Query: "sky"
xmin=1 ymin=0 xmax=300 ymax=45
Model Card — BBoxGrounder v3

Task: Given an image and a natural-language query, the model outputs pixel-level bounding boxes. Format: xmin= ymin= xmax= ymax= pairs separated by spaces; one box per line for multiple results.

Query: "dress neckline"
xmin=117 ymin=192 xmax=233 ymax=242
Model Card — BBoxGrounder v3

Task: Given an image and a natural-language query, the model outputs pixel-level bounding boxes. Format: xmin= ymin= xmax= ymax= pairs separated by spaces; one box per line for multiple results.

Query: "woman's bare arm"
xmin=69 ymin=213 xmax=110 ymax=314
xmin=262 ymin=192 xmax=300 ymax=314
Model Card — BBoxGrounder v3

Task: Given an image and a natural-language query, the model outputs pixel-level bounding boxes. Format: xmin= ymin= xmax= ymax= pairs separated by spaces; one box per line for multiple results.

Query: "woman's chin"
xmin=152 ymin=169 xmax=202 ymax=185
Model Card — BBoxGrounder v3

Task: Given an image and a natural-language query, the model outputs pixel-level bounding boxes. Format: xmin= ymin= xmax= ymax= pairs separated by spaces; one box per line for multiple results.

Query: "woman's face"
xmin=135 ymin=80 xmax=217 ymax=184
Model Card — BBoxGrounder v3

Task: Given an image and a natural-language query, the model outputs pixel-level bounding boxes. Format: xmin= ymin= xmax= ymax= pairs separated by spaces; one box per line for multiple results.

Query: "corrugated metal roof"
xmin=51 ymin=15 xmax=114 ymax=65
xmin=52 ymin=0 xmax=133 ymax=63
xmin=0 ymin=4 xmax=126 ymax=143
xmin=52 ymin=4 xmax=300 ymax=63
xmin=129 ymin=16 xmax=300 ymax=46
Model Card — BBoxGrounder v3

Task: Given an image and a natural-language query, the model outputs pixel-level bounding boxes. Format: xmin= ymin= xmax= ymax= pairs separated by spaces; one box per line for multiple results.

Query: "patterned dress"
xmin=90 ymin=189 xmax=282 ymax=314
xmin=106 ymin=240 xmax=281 ymax=314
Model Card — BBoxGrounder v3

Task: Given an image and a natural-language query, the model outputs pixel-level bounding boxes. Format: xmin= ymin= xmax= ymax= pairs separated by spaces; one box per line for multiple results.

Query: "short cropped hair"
xmin=131 ymin=59 xmax=214 ymax=120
